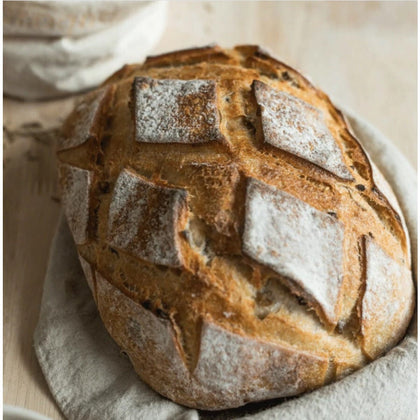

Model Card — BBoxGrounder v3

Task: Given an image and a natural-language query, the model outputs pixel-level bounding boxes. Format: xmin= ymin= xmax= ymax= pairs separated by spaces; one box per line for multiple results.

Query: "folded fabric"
xmin=34 ymin=111 xmax=417 ymax=420
xmin=4 ymin=1 xmax=167 ymax=100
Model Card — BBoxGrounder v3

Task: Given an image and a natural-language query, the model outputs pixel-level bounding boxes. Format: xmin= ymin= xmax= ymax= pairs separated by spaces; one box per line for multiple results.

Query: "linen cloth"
xmin=34 ymin=112 xmax=417 ymax=420
xmin=4 ymin=1 xmax=167 ymax=100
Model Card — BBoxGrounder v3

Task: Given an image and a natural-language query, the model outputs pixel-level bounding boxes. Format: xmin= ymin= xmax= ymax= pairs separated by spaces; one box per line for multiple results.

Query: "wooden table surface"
xmin=3 ymin=2 xmax=416 ymax=419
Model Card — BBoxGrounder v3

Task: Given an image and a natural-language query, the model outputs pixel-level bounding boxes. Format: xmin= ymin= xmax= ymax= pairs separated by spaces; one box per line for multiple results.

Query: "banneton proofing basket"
xmin=34 ymin=109 xmax=416 ymax=420
xmin=3 ymin=1 xmax=167 ymax=100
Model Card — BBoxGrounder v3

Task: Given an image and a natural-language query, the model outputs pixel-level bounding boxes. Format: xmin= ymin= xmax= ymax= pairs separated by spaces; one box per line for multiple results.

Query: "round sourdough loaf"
xmin=57 ymin=45 xmax=415 ymax=410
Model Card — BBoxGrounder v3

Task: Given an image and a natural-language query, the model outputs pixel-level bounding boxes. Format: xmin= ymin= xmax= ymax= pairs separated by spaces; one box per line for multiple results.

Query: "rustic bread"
xmin=57 ymin=44 xmax=415 ymax=410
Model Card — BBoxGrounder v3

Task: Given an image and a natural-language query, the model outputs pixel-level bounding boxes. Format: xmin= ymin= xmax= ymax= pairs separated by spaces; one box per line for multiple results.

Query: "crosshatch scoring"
xmin=57 ymin=44 xmax=414 ymax=410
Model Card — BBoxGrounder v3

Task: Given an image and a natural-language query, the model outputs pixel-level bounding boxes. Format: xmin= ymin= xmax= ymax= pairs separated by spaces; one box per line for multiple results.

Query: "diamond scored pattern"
xmin=64 ymin=77 xmax=352 ymax=321
xmin=58 ymin=49 xmax=413 ymax=408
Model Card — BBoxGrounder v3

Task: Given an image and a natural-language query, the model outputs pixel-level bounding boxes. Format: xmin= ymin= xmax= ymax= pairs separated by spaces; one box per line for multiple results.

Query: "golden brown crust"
xmin=95 ymin=270 xmax=330 ymax=409
xmin=144 ymin=44 xmax=234 ymax=68
xmin=58 ymin=44 xmax=415 ymax=410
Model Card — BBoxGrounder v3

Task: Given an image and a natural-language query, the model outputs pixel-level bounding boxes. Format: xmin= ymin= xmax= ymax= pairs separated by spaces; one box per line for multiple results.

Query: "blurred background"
xmin=4 ymin=2 xmax=416 ymax=419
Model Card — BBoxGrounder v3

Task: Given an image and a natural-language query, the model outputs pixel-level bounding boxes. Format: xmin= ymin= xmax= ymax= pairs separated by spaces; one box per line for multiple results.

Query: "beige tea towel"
xmin=4 ymin=1 xmax=167 ymax=100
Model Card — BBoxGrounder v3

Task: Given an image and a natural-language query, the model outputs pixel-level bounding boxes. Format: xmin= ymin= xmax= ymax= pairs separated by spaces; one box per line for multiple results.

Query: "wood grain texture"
xmin=3 ymin=2 xmax=416 ymax=419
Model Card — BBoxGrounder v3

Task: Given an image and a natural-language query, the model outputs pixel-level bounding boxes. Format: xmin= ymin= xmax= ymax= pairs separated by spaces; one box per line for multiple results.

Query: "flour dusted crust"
xmin=58 ymin=44 xmax=414 ymax=410
xmin=58 ymin=87 xmax=110 ymax=151
xmin=95 ymin=271 xmax=191 ymax=389
xmin=361 ymin=238 xmax=414 ymax=359
xmin=59 ymin=164 xmax=92 ymax=245
xmin=194 ymin=321 xmax=328 ymax=402
xmin=253 ymin=80 xmax=352 ymax=180
xmin=131 ymin=77 xmax=224 ymax=144
xmin=107 ymin=168 xmax=188 ymax=267
xmin=243 ymin=178 xmax=344 ymax=324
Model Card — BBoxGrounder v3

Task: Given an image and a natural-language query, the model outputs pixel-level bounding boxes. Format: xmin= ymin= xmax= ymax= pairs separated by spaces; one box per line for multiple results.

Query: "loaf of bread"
xmin=57 ymin=45 xmax=415 ymax=410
